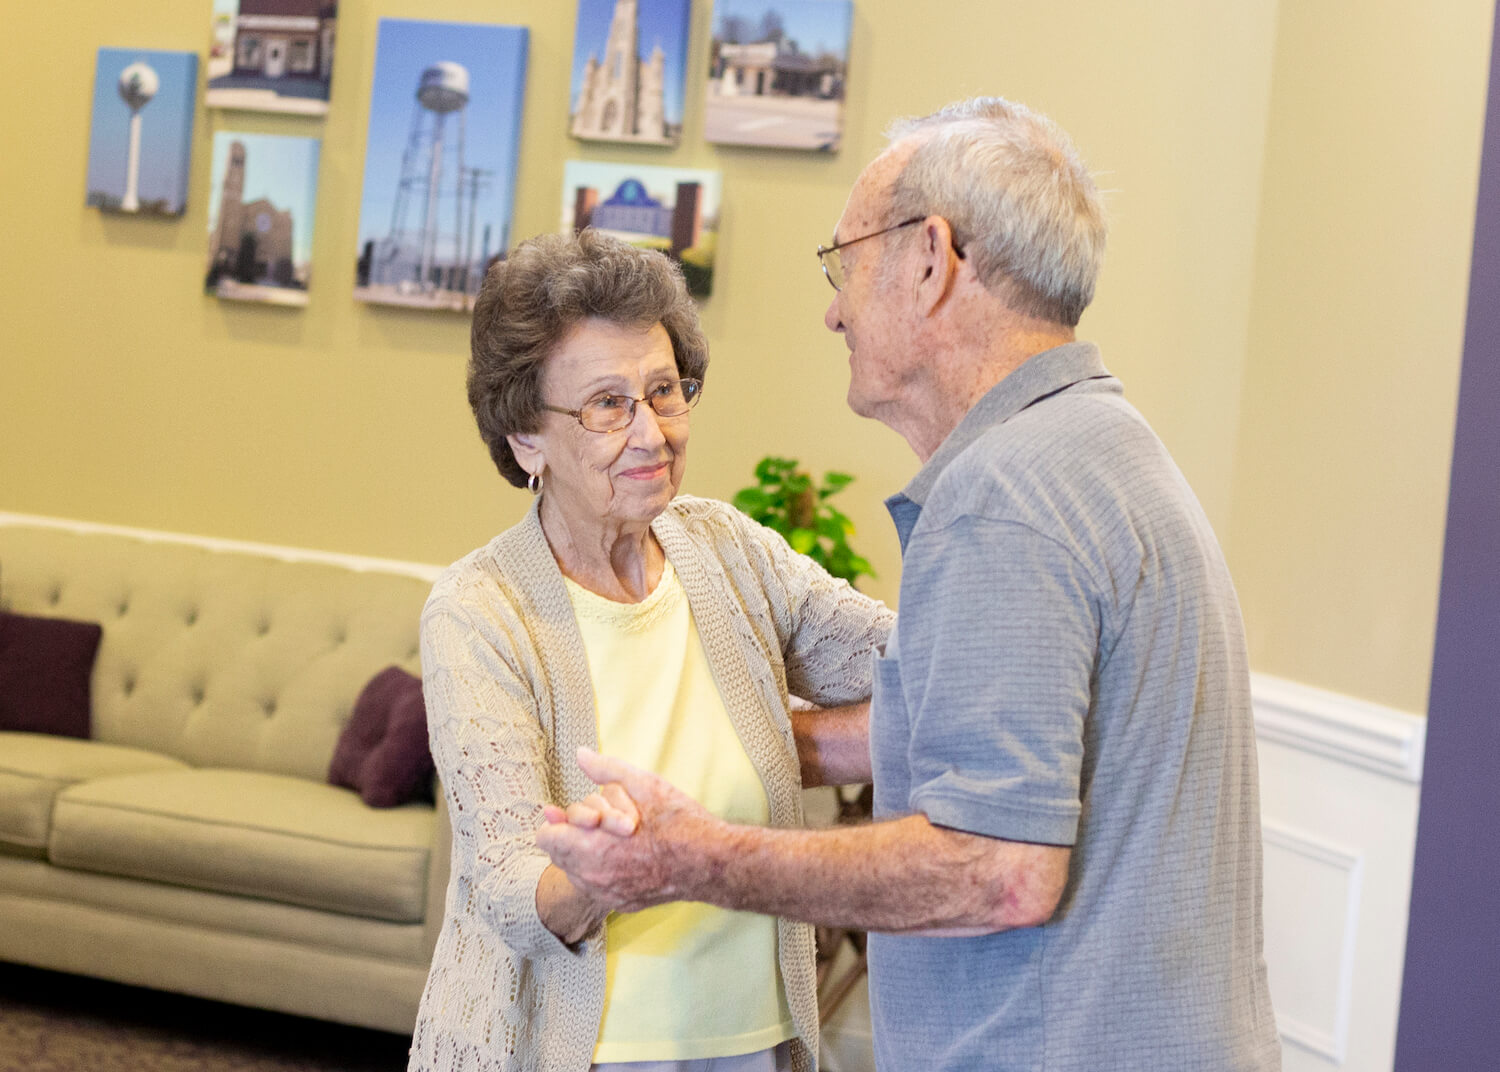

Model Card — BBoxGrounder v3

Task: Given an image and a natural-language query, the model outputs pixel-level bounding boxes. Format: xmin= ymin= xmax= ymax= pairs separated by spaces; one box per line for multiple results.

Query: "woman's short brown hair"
xmin=468 ymin=229 xmax=709 ymax=487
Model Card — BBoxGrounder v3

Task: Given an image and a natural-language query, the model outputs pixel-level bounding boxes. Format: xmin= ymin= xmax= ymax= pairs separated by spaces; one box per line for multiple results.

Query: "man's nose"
xmin=824 ymin=293 xmax=844 ymax=333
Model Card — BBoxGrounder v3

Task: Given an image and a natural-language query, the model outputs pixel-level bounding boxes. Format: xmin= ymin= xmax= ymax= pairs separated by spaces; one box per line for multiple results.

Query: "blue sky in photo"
xmin=206 ymin=132 xmax=321 ymax=265
xmin=85 ymin=49 xmax=198 ymax=210
xmin=569 ymin=0 xmax=689 ymax=123
xmin=355 ymin=18 xmax=529 ymax=254
xmin=713 ymin=0 xmax=851 ymax=57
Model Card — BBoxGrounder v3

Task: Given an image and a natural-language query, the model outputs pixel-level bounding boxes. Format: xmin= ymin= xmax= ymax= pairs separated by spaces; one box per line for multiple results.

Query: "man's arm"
xmin=538 ymin=749 xmax=1070 ymax=935
xmin=792 ymin=701 xmax=872 ymax=787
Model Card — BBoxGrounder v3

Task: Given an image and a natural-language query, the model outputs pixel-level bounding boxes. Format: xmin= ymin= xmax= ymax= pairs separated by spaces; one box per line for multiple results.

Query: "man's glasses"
xmin=815 ymin=216 xmax=924 ymax=290
xmin=543 ymin=378 xmax=703 ymax=434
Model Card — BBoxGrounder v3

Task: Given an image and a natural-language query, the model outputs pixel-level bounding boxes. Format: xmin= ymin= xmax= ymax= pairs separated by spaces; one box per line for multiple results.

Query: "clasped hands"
xmin=535 ymin=747 xmax=713 ymax=913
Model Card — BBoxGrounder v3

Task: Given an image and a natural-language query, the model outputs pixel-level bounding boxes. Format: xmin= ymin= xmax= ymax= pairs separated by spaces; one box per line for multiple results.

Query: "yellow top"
xmin=564 ymin=560 xmax=796 ymax=1063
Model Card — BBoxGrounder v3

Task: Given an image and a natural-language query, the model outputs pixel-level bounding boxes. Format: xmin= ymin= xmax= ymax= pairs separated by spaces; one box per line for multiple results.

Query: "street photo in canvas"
xmin=354 ymin=18 xmax=529 ymax=312
xmin=85 ymin=49 xmax=198 ymax=216
xmin=206 ymin=0 xmax=337 ymax=115
xmin=705 ymin=0 xmax=851 ymax=151
xmin=562 ymin=160 xmax=720 ymax=297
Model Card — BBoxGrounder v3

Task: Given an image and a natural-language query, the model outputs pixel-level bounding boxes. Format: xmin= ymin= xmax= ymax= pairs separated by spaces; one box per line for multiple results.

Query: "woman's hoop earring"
xmin=527 ymin=471 xmax=543 ymax=495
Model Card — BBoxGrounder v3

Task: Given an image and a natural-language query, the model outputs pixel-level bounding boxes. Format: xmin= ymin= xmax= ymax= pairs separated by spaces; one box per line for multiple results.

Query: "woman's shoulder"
xmin=661 ymin=494 xmax=761 ymax=542
xmin=658 ymin=495 xmax=780 ymax=567
xmin=423 ymin=508 xmax=550 ymax=621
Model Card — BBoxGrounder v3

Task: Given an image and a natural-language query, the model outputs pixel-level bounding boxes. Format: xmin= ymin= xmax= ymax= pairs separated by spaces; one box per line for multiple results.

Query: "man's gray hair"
xmin=885 ymin=97 xmax=1106 ymax=327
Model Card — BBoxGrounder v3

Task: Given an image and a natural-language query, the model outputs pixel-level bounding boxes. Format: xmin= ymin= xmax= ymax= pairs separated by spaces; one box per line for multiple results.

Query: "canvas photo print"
xmin=85 ymin=49 xmax=198 ymax=217
xmin=569 ymin=0 xmax=690 ymax=147
xmin=354 ymin=18 xmax=529 ymax=312
xmin=562 ymin=160 xmax=720 ymax=297
xmin=204 ymin=132 xmax=321 ymax=306
xmin=705 ymin=0 xmax=851 ymax=152
xmin=206 ymin=0 xmax=337 ymax=115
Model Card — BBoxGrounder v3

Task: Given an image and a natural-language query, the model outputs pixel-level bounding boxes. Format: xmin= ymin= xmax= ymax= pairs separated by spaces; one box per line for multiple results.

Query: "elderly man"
xmin=539 ymin=97 xmax=1281 ymax=1071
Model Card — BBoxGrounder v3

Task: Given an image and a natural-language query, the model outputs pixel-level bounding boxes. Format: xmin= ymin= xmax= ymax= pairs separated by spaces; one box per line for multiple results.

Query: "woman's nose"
xmin=625 ymin=399 xmax=669 ymax=445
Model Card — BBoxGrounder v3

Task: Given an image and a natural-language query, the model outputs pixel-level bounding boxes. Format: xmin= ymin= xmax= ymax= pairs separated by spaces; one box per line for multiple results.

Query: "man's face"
xmin=824 ymin=147 xmax=922 ymax=424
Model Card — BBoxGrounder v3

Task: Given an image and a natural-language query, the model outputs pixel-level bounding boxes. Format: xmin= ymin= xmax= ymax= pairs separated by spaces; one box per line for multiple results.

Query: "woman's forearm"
xmin=792 ymin=702 xmax=872 ymax=787
xmin=536 ymin=863 xmax=611 ymax=945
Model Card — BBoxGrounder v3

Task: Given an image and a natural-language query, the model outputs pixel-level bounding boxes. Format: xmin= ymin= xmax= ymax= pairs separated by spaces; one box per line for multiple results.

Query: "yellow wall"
xmin=0 ymin=0 xmax=1489 ymax=713
xmin=1226 ymin=0 xmax=1493 ymax=713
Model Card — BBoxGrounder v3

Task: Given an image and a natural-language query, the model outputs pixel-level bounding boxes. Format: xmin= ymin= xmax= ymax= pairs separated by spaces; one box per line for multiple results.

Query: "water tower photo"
xmin=353 ymin=18 xmax=529 ymax=312
xmin=84 ymin=49 xmax=198 ymax=216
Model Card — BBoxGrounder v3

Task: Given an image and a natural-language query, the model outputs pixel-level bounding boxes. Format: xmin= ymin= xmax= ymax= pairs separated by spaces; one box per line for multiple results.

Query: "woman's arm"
xmin=536 ymin=864 xmax=612 ymax=945
xmin=422 ymin=597 xmax=601 ymax=958
xmin=793 ymin=701 xmax=872 ymax=786
xmin=718 ymin=502 xmax=896 ymax=710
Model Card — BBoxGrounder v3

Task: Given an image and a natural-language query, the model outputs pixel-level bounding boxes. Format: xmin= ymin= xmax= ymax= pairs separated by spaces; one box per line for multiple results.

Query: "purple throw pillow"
xmin=0 ymin=611 xmax=104 ymax=739
xmin=329 ymin=665 xmax=434 ymax=808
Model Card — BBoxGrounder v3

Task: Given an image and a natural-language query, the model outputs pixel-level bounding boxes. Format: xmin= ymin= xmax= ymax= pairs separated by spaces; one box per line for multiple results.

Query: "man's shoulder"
xmin=931 ymin=392 xmax=1153 ymax=515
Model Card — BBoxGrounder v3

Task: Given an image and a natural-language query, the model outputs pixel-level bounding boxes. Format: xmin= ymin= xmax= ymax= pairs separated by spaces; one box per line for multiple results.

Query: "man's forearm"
xmin=676 ymin=813 xmax=1069 ymax=935
xmin=792 ymin=702 xmax=872 ymax=787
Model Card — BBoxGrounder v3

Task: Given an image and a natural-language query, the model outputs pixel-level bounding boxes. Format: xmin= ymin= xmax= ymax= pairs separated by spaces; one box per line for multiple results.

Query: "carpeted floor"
xmin=0 ymin=963 xmax=411 ymax=1072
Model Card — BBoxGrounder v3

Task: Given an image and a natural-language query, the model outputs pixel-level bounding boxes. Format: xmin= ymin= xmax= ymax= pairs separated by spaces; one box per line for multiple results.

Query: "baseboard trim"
xmin=1252 ymin=672 xmax=1426 ymax=783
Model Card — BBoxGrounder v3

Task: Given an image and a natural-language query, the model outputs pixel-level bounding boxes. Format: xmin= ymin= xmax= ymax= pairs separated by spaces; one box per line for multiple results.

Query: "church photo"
xmin=568 ymin=0 xmax=689 ymax=146
xmin=203 ymin=131 xmax=321 ymax=306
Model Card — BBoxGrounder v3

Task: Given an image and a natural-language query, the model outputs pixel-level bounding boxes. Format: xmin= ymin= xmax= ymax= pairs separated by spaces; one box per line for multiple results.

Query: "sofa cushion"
xmin=48 ymin=768 xmax=433 ymax=923
xmin=0 ymin=611 xmax=103 ymax=738
xmin=328 ymin=666 xmax=434 ymax=808
xmin=0 ymin=731 xmax=189 ymax=858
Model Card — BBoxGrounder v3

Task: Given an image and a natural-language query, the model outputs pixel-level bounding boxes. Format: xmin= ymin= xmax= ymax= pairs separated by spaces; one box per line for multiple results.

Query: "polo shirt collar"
xmin=884 ymin=341 xmax=1110 ymax=547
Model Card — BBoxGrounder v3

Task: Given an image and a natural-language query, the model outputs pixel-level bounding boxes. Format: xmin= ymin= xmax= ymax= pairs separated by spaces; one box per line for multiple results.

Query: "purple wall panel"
xmin=1394 ymin=6 xmax=1500 ymax=1069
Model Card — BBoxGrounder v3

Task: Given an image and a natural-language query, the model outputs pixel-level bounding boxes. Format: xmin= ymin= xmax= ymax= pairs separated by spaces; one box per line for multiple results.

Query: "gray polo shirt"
xmin=867 ymin=343 xmax=1280 ymax=1071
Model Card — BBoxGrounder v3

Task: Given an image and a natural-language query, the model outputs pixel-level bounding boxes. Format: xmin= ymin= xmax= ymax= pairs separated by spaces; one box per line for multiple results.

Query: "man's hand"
xmin=535 ymin=747 xmax=720 ymax=912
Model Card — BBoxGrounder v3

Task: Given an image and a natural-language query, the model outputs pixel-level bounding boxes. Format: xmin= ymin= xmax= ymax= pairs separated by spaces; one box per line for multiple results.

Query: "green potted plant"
xmin=734 ymin=456 xmax=877 ymax=1013
xmin=732 ymin=456 xmax=874 ymax=587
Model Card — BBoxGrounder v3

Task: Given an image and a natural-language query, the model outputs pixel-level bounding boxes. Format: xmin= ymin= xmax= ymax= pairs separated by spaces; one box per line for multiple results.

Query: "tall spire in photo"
xmin=568 ymin=0 xmax=687 ymax=146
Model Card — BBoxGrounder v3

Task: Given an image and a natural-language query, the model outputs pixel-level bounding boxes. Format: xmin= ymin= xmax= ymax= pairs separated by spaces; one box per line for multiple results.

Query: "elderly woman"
xmin=408 ymin=229 xmax=892 ymax=1072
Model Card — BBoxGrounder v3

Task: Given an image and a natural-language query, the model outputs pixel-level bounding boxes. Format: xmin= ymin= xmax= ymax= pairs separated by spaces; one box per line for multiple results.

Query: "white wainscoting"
xmin=817 ymin=675 xmax=1426 ymax=1072
xmin=1253 ymin=673 xmax=1425 ymax=1072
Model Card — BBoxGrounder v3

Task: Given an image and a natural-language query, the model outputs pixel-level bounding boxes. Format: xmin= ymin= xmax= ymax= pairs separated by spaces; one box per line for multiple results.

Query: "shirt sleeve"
xmin=420 ymin=596 xmax=583 ymax=961
xmin=895 ymin=515 xmax=1100 ymax=847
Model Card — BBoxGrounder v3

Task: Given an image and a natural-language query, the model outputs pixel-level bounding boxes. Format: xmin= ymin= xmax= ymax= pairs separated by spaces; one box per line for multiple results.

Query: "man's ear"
xmin=913 ymin=216 xmax=961 ymax=317
xmin=507 ymin=432 xmax=544 ymax=478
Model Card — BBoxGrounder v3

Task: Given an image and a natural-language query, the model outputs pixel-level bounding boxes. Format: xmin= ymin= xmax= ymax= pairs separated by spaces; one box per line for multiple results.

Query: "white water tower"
xmin=415 ymin=62 xmax=469 ymax=288
xmin=117 ymin=61 xmax=159 ymax=212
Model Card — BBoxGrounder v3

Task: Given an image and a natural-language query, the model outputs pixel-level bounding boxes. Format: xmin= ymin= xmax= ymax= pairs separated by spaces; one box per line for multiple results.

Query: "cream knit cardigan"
xmin=408 ymin=496 xmax=895 ymax=1072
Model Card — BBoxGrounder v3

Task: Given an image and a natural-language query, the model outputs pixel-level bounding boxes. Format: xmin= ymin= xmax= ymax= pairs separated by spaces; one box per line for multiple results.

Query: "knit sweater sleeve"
xmin=419 ymin=592 xmax=583 ymax=963
xmin=684 ymin=497 xmax=896 ymax=707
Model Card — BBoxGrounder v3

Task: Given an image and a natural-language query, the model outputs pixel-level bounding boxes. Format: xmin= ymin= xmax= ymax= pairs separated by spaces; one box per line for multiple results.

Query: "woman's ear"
xmin=507 ymin=433 xmax=544 ymax=478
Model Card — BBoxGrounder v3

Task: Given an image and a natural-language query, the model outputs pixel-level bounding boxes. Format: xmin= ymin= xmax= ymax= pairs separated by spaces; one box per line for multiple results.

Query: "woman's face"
xmin=511 ymin=318 xmax=690 ymax=535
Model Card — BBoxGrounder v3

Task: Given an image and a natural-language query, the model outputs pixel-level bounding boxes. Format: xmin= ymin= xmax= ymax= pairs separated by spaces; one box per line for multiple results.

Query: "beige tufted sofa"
xmin=0 ymin=512 xmax=449 ymax=1034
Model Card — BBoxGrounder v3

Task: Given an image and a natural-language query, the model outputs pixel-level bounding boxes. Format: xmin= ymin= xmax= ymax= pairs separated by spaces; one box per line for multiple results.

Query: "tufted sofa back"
xmin=0 ymin=515 xmax=439 ymax=782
